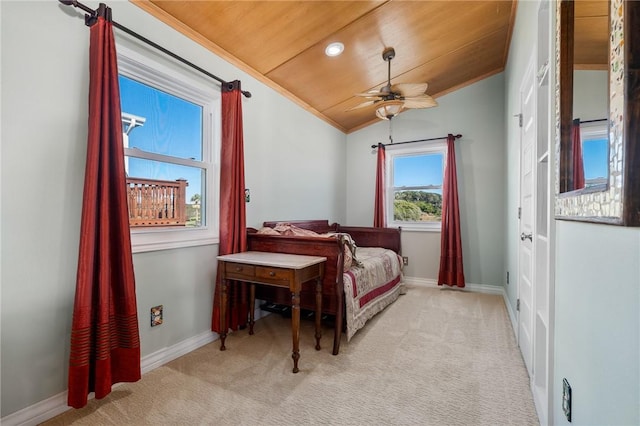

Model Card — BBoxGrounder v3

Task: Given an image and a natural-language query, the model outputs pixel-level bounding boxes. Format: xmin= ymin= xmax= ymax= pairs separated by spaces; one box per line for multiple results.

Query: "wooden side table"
xmin=217 ymin=251 xmax=326 ymax=373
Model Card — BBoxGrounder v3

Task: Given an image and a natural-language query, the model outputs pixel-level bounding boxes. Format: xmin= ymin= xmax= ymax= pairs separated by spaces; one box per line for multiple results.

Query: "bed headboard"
xmin=253 ymin=220 xmax=401 ymax=255
xmin=261 ymin=219 xmax=338 ymax=234
xmin=337 ymin=225 xmax=401 ymax=254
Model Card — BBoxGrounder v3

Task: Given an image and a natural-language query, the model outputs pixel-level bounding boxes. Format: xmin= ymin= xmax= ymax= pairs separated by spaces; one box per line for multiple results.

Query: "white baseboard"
xmin=1 ymin=330 xmax=220 ymax=426
xmin=403 ymin=276 xmax=504 ymax=295
xmin=141 ymin=329 xmax=218 ymax=375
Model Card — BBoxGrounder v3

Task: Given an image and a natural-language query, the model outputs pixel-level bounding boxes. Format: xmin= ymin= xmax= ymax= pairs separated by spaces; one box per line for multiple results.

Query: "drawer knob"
xmin=235 ymin=267 xmax=242 ymax=272
xmin=269 ymin=271 xmax=276 ymax=277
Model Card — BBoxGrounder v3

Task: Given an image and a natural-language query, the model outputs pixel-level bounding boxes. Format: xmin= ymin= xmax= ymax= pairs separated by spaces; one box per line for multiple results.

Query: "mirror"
xmin=556 ymin=0 xmax=640 ymax=225
xmin=559 ymin=0 xmax=609 ymax=194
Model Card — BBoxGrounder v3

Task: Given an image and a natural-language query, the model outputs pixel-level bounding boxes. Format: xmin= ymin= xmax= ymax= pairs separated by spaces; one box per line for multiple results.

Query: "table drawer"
xmin=256 ymin=266 xmax=292 ymax=285
xmin=224 ymin=262 xmax=256 ymax=280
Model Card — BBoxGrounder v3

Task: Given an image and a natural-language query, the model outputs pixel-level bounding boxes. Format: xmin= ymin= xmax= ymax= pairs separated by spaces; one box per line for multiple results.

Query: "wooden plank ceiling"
xmin=133 ymin=0 xmax=517 ymax=133
xmin=573 ymin=0 xmax=609 ymax=70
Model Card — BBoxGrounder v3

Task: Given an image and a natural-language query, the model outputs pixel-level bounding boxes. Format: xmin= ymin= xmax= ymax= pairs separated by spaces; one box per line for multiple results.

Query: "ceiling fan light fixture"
xmin=375 ymin=100 xmax=404 ymax=120
xmin=325 ymin=42 xmax=344 ymax=57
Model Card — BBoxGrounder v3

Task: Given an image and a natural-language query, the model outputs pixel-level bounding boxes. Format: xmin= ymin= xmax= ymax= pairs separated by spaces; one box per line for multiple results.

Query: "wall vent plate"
xmin=151 ymin=305 xmax=163 ymax=327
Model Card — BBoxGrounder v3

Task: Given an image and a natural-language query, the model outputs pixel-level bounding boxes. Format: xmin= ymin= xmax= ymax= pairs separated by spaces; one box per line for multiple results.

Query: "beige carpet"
xmin=44 ymin=286 xmax=539 ymax=425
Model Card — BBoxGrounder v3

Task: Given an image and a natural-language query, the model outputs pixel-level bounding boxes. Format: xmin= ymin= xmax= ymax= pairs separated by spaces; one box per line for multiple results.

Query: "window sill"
xmin=131 ymin=227 xmax=218 ymax=253
xmin=391 ymin=224 xmax=441 ymax=233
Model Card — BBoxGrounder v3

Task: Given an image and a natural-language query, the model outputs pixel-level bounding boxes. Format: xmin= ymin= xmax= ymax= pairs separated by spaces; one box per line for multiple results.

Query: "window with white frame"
xmin=386 ymin=142 xmax=446 ymax=231
xmin=117 ymin=47 xmax=219 ymax=252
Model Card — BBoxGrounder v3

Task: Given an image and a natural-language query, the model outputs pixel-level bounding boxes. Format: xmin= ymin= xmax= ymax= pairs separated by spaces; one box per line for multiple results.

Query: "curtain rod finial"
xmin=242 ymin=91 xmax=252 ymax=98
xmin=59 ymin=0 xmax=75 ymax=5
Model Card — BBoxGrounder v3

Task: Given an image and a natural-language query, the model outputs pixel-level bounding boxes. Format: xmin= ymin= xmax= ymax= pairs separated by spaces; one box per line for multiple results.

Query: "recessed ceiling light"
xmin=325 ymin=42 xmax=344 ymax=57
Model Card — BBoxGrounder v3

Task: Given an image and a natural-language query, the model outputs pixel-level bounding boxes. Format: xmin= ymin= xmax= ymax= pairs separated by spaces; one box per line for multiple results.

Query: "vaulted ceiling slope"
xmin=133 ymin=0 xmax=517 ymax=133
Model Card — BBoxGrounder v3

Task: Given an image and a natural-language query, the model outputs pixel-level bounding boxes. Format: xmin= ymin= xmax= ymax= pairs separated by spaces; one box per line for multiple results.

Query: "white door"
xmin=518 ymin=56 xmax=536 ymax=376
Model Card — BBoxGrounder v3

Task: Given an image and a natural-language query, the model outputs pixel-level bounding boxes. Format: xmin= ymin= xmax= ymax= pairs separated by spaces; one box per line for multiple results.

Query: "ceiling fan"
xmin=350 ymin=47 xmax=438 ymax=120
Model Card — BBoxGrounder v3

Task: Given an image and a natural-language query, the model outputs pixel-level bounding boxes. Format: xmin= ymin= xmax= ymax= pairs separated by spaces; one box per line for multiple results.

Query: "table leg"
xmin=315 ymin=277 xmax=322 ymax=350
xmin=249 ymin=283 xmax=255 ymax=335
xmin=291 ymin=290 xmax=301 ymax=373
xmin=220 ymin=277 xmax=228 ymax=351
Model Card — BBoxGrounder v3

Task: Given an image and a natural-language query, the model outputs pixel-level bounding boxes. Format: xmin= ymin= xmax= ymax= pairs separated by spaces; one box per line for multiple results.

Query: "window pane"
xmin=391 ymin=151 xmax=444 ymax=224
xmin=119 ymin=75 xmax=203 ymax=161
xmin=582 ymin=137 xmax=608 ymax=186
xmin=394 ymin=190 xmax=442 ymax=222
xmin=126 ymin=157 xmax=205 ymax=228
xmin=393 ymin=153 xmax=443 ymax=188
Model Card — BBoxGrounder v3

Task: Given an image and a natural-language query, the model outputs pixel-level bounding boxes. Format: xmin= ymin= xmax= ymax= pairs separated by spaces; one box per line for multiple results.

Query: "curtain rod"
xmin=58 ymin=0 xmax=252 ymax=98
xmin=371 ymin=134 xmax=462 ymax=149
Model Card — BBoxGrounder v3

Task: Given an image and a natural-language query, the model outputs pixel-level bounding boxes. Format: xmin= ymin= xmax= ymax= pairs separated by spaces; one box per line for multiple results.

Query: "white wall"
xmin=573 ymin=70 xmax=608 ymax=120
xmin=505 ymin=1 xmax=640 ymax=424
xmin=346 ymin=73 xmax=506 ymax=286
xmin=555 ymin=222 xmax=639 ymax=425
xmin=0 ymin=0 xmax=345 ymax=417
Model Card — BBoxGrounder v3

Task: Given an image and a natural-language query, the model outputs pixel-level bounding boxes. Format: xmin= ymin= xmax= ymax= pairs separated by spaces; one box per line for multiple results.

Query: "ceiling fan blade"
xmin=354 ymin=90 xmax=383 ymax=98
xmin=401 ymin=95 xmax=438 ymax=109
xmin=346 ymin=100 xmax=377 ymax=111
xmin=353 ymin=93 xmax=382 ymax=99
xmin=391 ymin=83 xmax=429 ymax=98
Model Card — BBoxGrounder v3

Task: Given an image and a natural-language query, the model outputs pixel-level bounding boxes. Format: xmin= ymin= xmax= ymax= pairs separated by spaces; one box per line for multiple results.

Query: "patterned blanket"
xmin=343 ymin=247 xmax=404 ymax=341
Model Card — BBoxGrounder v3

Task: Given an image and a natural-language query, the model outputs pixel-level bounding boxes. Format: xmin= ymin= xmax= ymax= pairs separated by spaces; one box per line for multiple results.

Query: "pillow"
xmin=273 ymin=223 xmax=322 ymax=237
xmin=257 ymin=227 xmax=280 ymax=235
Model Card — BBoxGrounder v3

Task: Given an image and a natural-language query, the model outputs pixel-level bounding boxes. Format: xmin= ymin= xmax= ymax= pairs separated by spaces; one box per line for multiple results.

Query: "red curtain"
xmin=68 ymin=5 xmax=141 ymax=409
xmin=572 ymin=118 xmax=585 ymax=190
xmin=211 ymin=81 xmax=248 ymax=333
xmin=374 ymin=143 xmax=387 ymax=227
xmin=438 ymin=134 xmax=465 ymax=288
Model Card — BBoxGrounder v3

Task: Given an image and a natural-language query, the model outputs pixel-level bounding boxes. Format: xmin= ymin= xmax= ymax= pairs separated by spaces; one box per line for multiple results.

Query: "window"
xmin=580 ymin=122 xmax=609 ymax=189
xmin=117 ymin=46 xmax=219 ymax=252
xmin=386 ymin=142 xmax=446 ymax=231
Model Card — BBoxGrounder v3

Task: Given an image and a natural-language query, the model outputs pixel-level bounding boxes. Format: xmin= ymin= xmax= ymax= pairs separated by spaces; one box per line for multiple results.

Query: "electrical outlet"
xmin=151 ymin=305 xmax=163 ymax=327
xmin=402 ymin=256 xmax=409 ymax=266
xmin=562 ymin=378 xmax=572 ymax=422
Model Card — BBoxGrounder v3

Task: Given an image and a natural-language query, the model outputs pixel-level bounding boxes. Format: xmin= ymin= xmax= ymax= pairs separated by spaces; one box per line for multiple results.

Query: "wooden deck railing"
xmin=126 ymin=177 xmax=188 ymax=227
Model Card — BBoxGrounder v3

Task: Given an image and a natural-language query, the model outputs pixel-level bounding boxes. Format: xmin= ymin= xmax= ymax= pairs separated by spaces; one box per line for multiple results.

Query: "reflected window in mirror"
xmin=578 ymin=119 xmax=609 ymax=190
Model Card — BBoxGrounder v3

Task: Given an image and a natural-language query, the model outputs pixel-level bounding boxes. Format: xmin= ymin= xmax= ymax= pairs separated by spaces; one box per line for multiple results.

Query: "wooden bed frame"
xmin=247 ymin=220 xmax=401 ymax=355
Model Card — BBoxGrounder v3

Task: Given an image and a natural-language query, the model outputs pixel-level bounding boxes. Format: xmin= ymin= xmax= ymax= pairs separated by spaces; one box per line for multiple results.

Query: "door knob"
xmin=520 ymin=232 xmax=533 ymax=242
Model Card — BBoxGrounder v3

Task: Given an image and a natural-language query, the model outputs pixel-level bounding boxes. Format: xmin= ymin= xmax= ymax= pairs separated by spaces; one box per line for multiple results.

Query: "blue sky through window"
xmin=582 ymin=137 xmax=608 ymax=181
xmin=393 ymin=153 xmax=443 ymax=194
xmin=119 ymin=75 xmax=203 ymax=202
